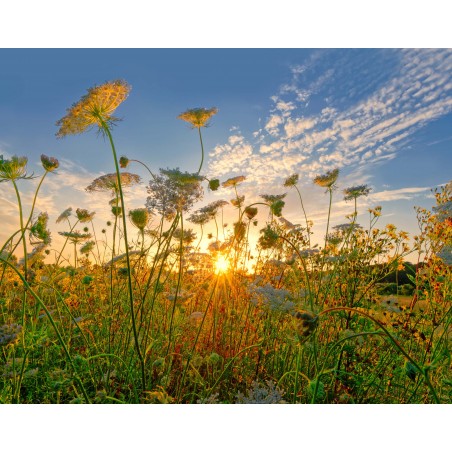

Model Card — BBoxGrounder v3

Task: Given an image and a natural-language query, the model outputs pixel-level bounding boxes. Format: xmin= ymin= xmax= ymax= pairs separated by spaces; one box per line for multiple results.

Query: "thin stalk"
xmin=100 ymin=120 xmax=146 ymax=391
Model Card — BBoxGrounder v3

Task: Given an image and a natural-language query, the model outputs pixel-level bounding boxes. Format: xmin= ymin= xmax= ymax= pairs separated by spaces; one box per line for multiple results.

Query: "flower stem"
xmin=101 ymin=120 xmax=146 ymax=391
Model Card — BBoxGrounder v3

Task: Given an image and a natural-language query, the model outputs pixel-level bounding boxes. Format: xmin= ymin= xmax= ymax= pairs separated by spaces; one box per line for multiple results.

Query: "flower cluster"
xmin=236 ymin=380 xmax=286 ymax=404
xmin=85 ymin=172 xmax=141 ymax=194
xmin=177 ymin=107 xmax=218 ymax=128
xmin=0 ymin=155 xmax=31 ymax=182
xmin=76 ymin=208 xmax=95 ymax=223
xmin=222 ymin=175 xmax=246 ymax=188
xmin=249 ymin=283 xmax=295 ymax=313
xmin=56 ymin=80 xmax=131 ymax=137
xmin=0 ymin=324 xmax=23 ymax=346
xmin=343 ymin=184 xmax=371 ymax=201
xmin=313 ymin=168 xmax=339 ymax=189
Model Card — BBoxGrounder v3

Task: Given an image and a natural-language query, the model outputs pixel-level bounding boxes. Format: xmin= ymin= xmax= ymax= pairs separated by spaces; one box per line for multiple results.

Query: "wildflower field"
xmin=0 ymin=80 xmax=451 ymax=404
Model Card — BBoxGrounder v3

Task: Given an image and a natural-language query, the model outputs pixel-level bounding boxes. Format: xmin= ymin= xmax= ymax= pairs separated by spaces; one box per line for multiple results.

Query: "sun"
xmin=214 ymin=254 xmax=230 ymax=274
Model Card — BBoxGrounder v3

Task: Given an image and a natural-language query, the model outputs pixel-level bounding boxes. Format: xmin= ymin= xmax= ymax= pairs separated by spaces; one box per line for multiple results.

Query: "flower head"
xmin=85 ymin=172 xmax=141 ymax=195
xmin=313 ymin=168 xmax=339 ymax=189
xmin=177 ymin=107 xmax=218 ymax=128
xmin=222 ymin=175 xmax=246 ymax=188
xmin=56 ymin=80 xmax=131 ymax=137
xmin=0 ymin=155 xmax=31 ymax=182
xmin=283 ymin=174 xmax=299 ymax=188
xmin=58 ymin=231 xmax=92 ymax=244
xmin=76 ymin=208 xmax=95 ymax=223
xmin=56 ymin=207 xmax=72 ymax=224
xmin=41 ymin=154 xmax=59 ymax=172
xmin=343 ymin=184 xmax=371 ymax=201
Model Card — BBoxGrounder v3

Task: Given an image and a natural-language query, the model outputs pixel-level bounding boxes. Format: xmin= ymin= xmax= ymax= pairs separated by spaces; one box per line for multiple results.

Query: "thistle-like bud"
xmin=41 ymin=154 xmax=59 ymax=172
xmin=129 ymin=208 xmax=149 ymax=230
xmin=294 ymin=310 xmax=318 ymax=337
xmin=119 ymin=156 xmax=130 ymax=168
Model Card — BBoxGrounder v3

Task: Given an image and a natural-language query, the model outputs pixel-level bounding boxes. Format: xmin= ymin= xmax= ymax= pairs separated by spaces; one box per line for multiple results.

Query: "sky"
xmin=1 ymin=48 xmax=451 ymax=262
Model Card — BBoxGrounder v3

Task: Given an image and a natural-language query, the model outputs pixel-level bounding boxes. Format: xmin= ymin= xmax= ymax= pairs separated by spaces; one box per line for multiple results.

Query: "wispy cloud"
xmin=208 ymin=49 xmax=452 ymax=194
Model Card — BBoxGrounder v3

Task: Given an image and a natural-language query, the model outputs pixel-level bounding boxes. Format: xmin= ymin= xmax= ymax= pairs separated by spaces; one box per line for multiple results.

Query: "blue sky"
xmin=1 ymin=48 xmax=451 ymax=259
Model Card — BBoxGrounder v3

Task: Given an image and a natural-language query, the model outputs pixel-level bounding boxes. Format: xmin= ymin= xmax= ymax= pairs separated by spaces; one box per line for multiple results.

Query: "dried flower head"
xmin=146 ymin=168 xmax=203 ymax=220
xmin=173 ymin=228 xmax=197 ymax=245
xmin=85 ymin=172 xmax=141 ymax=194
xmin=56 ymin=207 xmax=72 ymax=224
xmin=0 ymin=155 xmax=31 ymax=182
xmin=129 ymin=208 xmax=150 ymax=230
xmin=177 ymin=107 xmax=218 ymax=128
xmin=222 ymin=175 xmax=246 ymax=188
xmin=284 ymin=173 xmax=299 ymax=188
xmin=41 ymin=154 xmax=60 ymax=172
xmin=187 ymin=211 xmax=211 ymax=226
xmin=56 ymin=80 xmax=131 ymax=137
xmin=76 ymin=208 xmax=95 ymax=223
xmin=343 ymin=184 xmax=371 ymax=201
xmin=313 ymin=168 xmax=339 ymax=189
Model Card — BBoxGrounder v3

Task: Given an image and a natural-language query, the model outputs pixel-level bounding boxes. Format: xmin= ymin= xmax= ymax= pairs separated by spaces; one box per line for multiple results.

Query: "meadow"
xmin=0 ymin=80 xmax=451 ymax=404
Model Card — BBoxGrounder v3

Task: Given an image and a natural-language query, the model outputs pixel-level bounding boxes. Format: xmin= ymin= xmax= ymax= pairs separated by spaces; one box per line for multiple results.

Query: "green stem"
xmin=12 ymin=180 xmax=28 ymax=281
xmin=197 ymin=126 xmax=204 ymax=175
xmin=100 ymin=120 xmax=146 ymax=391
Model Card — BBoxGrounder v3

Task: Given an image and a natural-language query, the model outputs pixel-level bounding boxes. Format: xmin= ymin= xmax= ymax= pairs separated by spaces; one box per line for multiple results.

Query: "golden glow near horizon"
xmin=214 ymin=254 xmax=230 ymax=274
